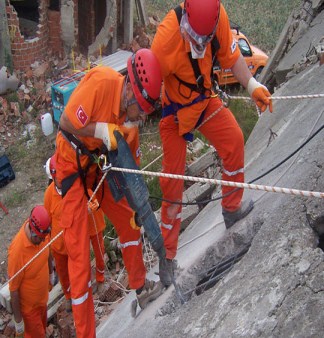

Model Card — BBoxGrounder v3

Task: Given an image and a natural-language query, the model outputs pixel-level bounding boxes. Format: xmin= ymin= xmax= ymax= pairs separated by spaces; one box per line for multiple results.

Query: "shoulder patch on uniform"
xmin=231 ymin=40 xmax=237 ymax=54
xmin=76 ymin=105 xmax=88 ymax=125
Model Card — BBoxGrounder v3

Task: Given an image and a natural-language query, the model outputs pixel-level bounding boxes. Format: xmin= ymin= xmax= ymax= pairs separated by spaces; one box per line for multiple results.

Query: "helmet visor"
xmin=180 ymin=11 xmax=217 ymax=47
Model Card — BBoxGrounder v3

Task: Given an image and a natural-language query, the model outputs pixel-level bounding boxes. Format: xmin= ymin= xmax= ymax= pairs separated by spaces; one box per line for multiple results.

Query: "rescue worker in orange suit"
xmin=8 ymin=205 xmax=53 ymax=337
xmin=151 ymin=0 xmax=273 ymax=287
xmin=54 ymin=48 xmax=163 ymax=337
xmin=44 ymin=154 xmax=107 ymax=312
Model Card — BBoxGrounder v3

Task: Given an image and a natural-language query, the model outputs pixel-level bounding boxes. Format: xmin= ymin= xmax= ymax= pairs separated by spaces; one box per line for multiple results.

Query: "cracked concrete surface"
xmin=97 ymin=10 xmax=324 ymax=338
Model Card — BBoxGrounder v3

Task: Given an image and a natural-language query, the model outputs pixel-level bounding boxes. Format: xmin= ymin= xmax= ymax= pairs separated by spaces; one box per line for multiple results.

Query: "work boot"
xmin=159 ymin=258 xmax=174 ymax=287
xmin=65 ymin=298 xmax=72 ymax=312
xmin=222 ymin=199 xmax=254 ymax=229
xmin=136 ymin=280 xmax=163 ymax=309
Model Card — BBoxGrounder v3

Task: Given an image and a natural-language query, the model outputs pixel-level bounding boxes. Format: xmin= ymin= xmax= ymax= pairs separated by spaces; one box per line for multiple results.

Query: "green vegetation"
xmin=139 ymin=116 xmax=163 ymax=210
xmin=227 ymin=92 xmax=259 ymax=142
xmin=4 ymin=190 xmax=27 ymax=208
xmin=222 ymin=0 xmax=301 ymax=54
xmin=146 ymin=0 xmax=301 ymax=54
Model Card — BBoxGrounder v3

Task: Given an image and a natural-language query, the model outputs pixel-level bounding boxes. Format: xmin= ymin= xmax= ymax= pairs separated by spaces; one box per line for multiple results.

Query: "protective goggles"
xmin=30 ymin=218 xmax=51 ymax=237
xmin=180 ymin=10 xmax=217 ymax=48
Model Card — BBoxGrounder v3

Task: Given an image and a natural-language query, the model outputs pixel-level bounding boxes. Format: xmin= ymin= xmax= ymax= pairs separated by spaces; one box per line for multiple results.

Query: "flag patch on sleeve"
xmin=76 ymin=105 xmax=88 ymax=125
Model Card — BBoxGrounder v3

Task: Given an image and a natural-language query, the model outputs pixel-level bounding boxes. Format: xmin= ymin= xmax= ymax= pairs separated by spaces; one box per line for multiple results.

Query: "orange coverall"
xmin=151 ymin=4 xmax=244 ymax=258
xmin=44 ymin=183 xmax=106 ymax=301
xmin=55 ymin=67 xmax=145 ymax=338
xmin=8 ymin=222 xmax=50 ymax=338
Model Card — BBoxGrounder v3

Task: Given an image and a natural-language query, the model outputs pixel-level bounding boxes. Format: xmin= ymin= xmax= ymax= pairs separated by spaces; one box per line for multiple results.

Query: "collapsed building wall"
xmin=3 ymin=0 xmax=145 ymax=72
xmin=6 ymin=0 xmax=49 ymax=70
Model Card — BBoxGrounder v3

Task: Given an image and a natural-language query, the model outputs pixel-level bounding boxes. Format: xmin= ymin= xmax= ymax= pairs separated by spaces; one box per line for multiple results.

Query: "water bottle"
xmin=41 ymin=112 xmax=54 ymax=136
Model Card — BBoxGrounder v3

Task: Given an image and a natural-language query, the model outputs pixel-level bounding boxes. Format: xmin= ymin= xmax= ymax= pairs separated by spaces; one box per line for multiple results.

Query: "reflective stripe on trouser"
xmin=62 ymin=178 xmax=96 ymax=338
xmin=198 ymin=97 xmax=244 ymax=211
xmin=159 ymin=115 xmax=187 ymax=259
xmin=52 ymin=249 xmax=71 ymax=299
xmin=90 ymin=231 xmax=105 ymax=283
xmin=98 ymin=180 xmax=146 ymax=290
xmin=22 ymin=305 xmax=47 ymax=338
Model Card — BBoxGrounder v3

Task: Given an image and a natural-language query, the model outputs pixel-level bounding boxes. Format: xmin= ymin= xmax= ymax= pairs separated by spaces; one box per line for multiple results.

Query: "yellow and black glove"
xmin=94 ymin=123 xmax=124 ymax=151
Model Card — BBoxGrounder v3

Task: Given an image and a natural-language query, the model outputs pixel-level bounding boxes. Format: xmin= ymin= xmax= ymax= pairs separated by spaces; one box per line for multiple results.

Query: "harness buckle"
xmin=211 ymin=79 xmax=229 ymax=107
xmin=98 ymin=154 xmax=112 ymax=172
xmin=217 ymin=88 xmax=230 ymax=107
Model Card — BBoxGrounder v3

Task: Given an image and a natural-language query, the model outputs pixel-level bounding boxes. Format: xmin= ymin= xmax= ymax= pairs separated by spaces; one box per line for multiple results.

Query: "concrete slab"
xmin=97 ymin=62 xmax=324 ymax=337
xmin=276 ymin=10 xmax=324 ymax=83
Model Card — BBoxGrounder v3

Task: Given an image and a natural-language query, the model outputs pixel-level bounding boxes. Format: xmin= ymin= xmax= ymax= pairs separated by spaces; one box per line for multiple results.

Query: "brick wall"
xmin=6 ymin=1 xmax=49 ymax=70
xmin=48 ymin=9 xmax=63 ymax=56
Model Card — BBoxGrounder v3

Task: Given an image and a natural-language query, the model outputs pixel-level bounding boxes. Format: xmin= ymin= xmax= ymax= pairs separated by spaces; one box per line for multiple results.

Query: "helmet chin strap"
xmin=190 ymin=41 xmax=207 ymax=59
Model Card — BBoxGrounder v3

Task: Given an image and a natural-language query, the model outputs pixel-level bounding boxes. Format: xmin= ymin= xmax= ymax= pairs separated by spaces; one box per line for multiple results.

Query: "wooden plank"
xmin=185 ymin=149 xmax=218 ymax=177
xmin=135 ymin=0 xmax=148 ymax=26
xmin=123 ymin=0 xmax=133 ymax=44
xmin=182 ymin=182 xmax=216 ymax=204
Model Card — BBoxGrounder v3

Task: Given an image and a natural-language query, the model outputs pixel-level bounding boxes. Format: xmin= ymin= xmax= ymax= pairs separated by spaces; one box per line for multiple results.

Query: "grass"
xmin=222 ymin=0 xmax=301 ymax=54
xmin=145 ymin=0 xmax=301 ymax=54
xmin=4 ymin=190 xmax=28 ymax=208
xmin=139 ymin=115 xmax=163 ymax=210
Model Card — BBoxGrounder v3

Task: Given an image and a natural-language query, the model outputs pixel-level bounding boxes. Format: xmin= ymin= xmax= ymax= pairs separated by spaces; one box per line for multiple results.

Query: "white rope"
xmin=2 ymin=230 xmax=63 ymax=289
xmin=228 ymin=93 xmax=324 ymax=101
xmin=141 ymin=153 xmax=163 ymax=171
xmin=88 ymin=171 xmax=108 ymax=204
xmin=110 ymin=167 xmax=324 ymax=199
xmin=89 ymin=211 xmax=106 ymax=272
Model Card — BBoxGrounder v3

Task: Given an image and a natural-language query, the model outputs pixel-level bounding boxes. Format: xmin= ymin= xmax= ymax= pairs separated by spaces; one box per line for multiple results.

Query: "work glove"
xmin=247 ymin=77 xmax=273 ymax=113
xmin=94 ymin=122 xmax=123 ymax=151
xmin=88 ymin=198 xmax=99 ymax=213
xmin=13 ymin=318 xmax=24 ymax=337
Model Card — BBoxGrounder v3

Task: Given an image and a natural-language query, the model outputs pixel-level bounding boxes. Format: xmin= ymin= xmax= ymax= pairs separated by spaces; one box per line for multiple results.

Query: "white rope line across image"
xmin=2 ymin=230 xmax=63 ymax=288
xmin=229 ymin=93 xmax=324 ymax=101
xmin=110 ymin=167 xmax=324 ymax=199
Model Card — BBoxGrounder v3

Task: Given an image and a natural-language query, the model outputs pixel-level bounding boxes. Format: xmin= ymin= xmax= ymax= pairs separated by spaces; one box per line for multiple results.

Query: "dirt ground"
xmin=0 ymin=131 xmax=55 ymax=283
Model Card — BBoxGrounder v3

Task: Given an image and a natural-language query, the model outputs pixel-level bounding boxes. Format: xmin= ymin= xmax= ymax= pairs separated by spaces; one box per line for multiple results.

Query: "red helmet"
xmin=29 ymin=205 xmax=51 ymax=238
xmin=127 ymin=48 xmax=162 ymax=114
xmin=185 ymin=0 xmax=221 ymax=36
xmin=45 ymin=155 xmax=56 ymax=180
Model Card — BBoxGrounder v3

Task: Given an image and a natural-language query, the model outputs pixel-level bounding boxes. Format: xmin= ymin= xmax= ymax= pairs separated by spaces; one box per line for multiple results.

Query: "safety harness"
xmin=161 ymin=5 xmax=221 ymax=141
xmin=173 ymin=5 xmax=220 ymax=96
xmin=60 ymin=128 xmax=103 ymax=202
